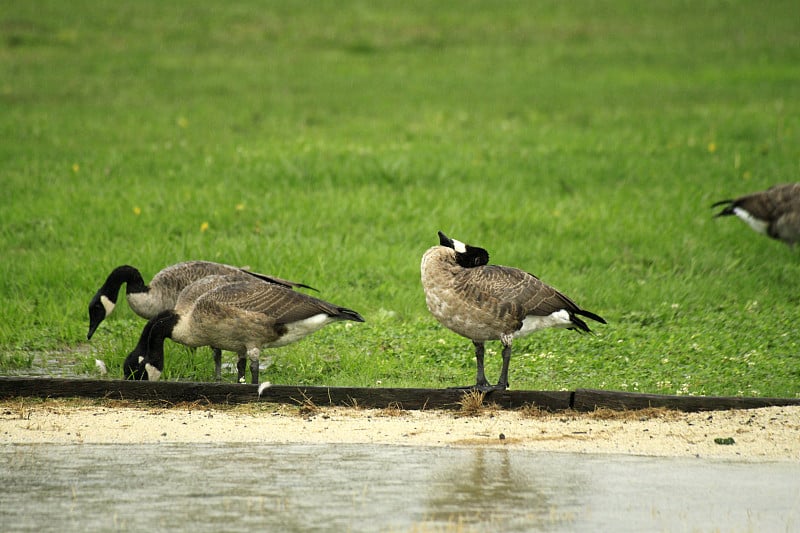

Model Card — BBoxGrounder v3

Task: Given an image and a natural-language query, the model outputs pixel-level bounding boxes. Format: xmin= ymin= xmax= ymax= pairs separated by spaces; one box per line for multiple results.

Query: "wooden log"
xmin=0 ymin=377 xmax=570 ymax=411
xmin=572 ymin=388 xmax=800 ymax=412
xmin=1 ymin=377 xmax=798 ymax=412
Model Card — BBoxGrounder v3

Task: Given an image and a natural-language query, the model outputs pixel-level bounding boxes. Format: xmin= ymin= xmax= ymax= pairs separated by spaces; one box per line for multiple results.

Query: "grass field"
xmin=2 ymin=1 xmax=799 ymax=397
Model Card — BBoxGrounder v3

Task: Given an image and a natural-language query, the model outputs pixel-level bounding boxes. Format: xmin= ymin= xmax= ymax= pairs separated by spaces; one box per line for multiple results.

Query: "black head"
xmin=122 ymin=310 xmax=177 ymax=380
xmin=87 ymin=290 xmax=115 ymax=340
xmin=87 ymin=265 xmax=145 ymax=340
xmin=123 ymin=350 xmax=149 ymax=380
xmin=437 ymin=231 xmax=490 ymax=268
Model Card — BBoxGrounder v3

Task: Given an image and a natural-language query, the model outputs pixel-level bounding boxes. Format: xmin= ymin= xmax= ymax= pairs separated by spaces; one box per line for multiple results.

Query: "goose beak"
xmin=438 ymin=231 xmax=469 ymax=253
xmin=86 ymin=311 xmax=104 ymax=340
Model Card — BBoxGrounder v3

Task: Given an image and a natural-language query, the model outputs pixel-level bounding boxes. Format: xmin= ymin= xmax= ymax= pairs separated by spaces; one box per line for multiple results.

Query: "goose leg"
xmin=473 ymin=341 xmax=492 ymax=390
xmin=493 ymin=335 xmax=513 ymax=391
xmin=447 ymin=341 xmax=493 ymax=391
xmin=212 ymin=348 xmax=223 ymax=381
xmin=237 ymin=356 xmax=247 ymax=384
xmin=247 ymin=346 xmax=260 ymax=385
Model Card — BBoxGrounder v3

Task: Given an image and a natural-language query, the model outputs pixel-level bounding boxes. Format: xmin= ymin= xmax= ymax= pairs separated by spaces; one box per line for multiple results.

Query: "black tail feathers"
xmin=711 ymin=199 xmax=736 ymax=218
xmin=570 ymin=308 xmax=606 ymax=333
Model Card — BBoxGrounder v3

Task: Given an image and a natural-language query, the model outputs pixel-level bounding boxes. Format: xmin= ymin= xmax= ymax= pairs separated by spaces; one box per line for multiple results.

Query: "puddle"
xmin=5 ymin=345 xmax=98 ymax=378
xmin=1 ymin=443 xmax=797 ymax=532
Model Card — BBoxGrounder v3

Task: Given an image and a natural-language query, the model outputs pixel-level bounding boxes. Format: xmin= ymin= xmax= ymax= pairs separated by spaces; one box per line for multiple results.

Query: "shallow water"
xmin=1 ymin=443 xmax=798 ymax=532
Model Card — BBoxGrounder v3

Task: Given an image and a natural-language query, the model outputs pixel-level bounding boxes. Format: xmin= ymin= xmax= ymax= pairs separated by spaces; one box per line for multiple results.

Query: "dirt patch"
xmin=2 ymin=398 xmax=798 ymax=460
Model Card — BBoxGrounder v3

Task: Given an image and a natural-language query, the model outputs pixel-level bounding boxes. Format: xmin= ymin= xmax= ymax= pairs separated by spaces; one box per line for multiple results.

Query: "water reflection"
xmin=1 ymin=443 xmax=797 ymax=533
xmin=423 ymin=447 xmax=582 ymax=530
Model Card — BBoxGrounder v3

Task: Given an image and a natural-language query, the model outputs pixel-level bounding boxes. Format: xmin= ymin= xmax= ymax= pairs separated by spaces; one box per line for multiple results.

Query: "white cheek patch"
xmin=451 ymin=239 xmax=468 ymax=254
xmin=733 ymin=207 xmax=769 ymax=235
xmin=100 ymin=295 xmax=116 ymax=316
xmin=145 ymin=364 xmax=162 ymax=381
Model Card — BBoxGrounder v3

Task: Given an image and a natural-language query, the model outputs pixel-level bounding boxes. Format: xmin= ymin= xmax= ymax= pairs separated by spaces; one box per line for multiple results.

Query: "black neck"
xmin=102 ymin=265 xmax=147 ymax=301
xmin=124 ymin=310 xmax=178 ymax=378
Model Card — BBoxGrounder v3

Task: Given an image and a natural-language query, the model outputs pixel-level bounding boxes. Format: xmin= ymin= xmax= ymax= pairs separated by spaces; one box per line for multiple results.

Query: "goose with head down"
xmin=123 ymin=274 xmax=364 ymax=384
xmin=420 ymin=231 xmax=605 ymax=392
xmin=87 ymin=260 xmax=314 ymax=380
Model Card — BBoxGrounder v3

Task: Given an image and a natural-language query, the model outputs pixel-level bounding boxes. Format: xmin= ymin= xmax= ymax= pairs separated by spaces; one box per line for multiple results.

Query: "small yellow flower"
xmin=177 ymin=116 xmax=188 ymax=128
xmin=133 ymin=206 xmax=142 ymax=216
xmin=72 ymin=163 xmax=80 ymax=173
xmin=200 ymin=221 xmax=209 ymax=232
xmin=707 ymin=142 xmax=717 ymax=153
xmin=235 ymin=203 xmax=245 ymax=211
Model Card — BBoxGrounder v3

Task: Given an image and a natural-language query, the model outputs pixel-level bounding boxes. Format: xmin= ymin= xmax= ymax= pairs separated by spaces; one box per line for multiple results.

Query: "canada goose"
xmin=712 ymin=183 xmax=800 ymax=246
xmin=87 ymin=260 xmax=314 ymax=380
xmin=123 ymin=275 xmax=365 ymax=384
xmin=420 ymin=231 xmax=606 ymax=392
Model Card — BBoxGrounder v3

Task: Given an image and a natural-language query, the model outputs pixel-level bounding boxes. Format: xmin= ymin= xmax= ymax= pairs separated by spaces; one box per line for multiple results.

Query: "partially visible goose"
xmin=712 ymin=183 xmax=800 ymax=246
xmin=420 ymin=231 xmax=606 ymax=392
xmin=88 ymin=260 xmax=314 ymax=380
xmin=123 ymin=275 xmax=364 ymax=384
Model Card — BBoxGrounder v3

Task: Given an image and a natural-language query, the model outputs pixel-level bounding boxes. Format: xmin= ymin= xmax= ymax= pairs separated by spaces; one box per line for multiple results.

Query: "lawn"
xmin=1 ymin=0 xmax=799 ymax=397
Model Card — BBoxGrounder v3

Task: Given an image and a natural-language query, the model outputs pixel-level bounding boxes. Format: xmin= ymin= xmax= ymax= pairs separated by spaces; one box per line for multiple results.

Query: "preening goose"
xmin=420 ymin=231 xmax=606 ymax=392
xmin=123 ymin=274 xmax=364 ymax=384
xmin=87 ymin=260 xmax=314 ymax=380
xmin=712 ymin=183 xmax=800 ymax=246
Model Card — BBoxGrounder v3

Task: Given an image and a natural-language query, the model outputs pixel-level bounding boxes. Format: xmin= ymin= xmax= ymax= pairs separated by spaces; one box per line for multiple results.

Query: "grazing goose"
xmin=87 ymin=260 xmax=314 ymax=380
xmin=420 ymin=231 xmax=606 ymax=392
xmin=123 ymin=275 xmax=365 ymax=384
xmin=712 ymin=183 xmax=800 ymax=246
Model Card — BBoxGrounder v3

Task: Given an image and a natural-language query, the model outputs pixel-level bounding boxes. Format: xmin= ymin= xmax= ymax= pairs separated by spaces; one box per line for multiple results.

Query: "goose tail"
xmin=569 ymin=308 xmax=606 ymax=333
xmin=711 ymin=199 xmax=736 ymax=218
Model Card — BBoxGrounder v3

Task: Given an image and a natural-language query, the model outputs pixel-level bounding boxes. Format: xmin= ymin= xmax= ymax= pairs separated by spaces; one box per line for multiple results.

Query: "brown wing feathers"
xmin=457 ymin=264 xmax=606 ymax=327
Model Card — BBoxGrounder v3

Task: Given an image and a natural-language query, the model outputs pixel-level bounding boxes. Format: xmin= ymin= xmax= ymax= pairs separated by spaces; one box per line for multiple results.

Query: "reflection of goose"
xmin=123 ymin=275 xmax=364 ymax=384
xmin=88 ymin=261 xmax=313 ymax=379
xmin=712 ymin=183 xmax=800 ymax=246
xmin=421 ymin=231 xmax=605 ymax=391
xmin=423 ymin=448 xmax=564 ymax=529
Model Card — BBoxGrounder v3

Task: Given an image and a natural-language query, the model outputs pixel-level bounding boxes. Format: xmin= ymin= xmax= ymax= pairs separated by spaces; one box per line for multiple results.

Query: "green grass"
xmin=1 ymin=0 xmax=799 ymax=397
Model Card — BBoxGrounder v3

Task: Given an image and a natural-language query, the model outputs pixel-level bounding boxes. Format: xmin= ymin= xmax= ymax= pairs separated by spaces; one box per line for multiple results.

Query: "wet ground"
xmin=1 ymin=443 xmax=798 ymax=532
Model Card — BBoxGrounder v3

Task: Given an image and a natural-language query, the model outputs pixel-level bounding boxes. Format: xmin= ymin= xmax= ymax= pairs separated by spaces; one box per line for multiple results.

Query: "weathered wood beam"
xmin=1 ymin=377 xmax=798 ymax=412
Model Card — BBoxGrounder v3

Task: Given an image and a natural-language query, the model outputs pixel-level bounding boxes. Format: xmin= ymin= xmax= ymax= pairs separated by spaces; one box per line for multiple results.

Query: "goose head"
xmin=87 ymin=265 xmax=145 ymax=340
xmin=437 ymin=231 xmax=490 ymax=268
xmin=87 ymin=291 xmax=116 ymax=340
xmin=123 ymin=310 xmax=177 ymax=381
xmin=122 ymin=349 xmax=151 ymax=380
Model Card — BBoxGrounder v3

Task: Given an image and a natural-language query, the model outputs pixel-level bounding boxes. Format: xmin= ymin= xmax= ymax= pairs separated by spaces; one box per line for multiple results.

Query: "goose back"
xmin=128 ymin=261 xmax=255 ymax=317
xmin=173 ymin=278 xmax=364 ymax=352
